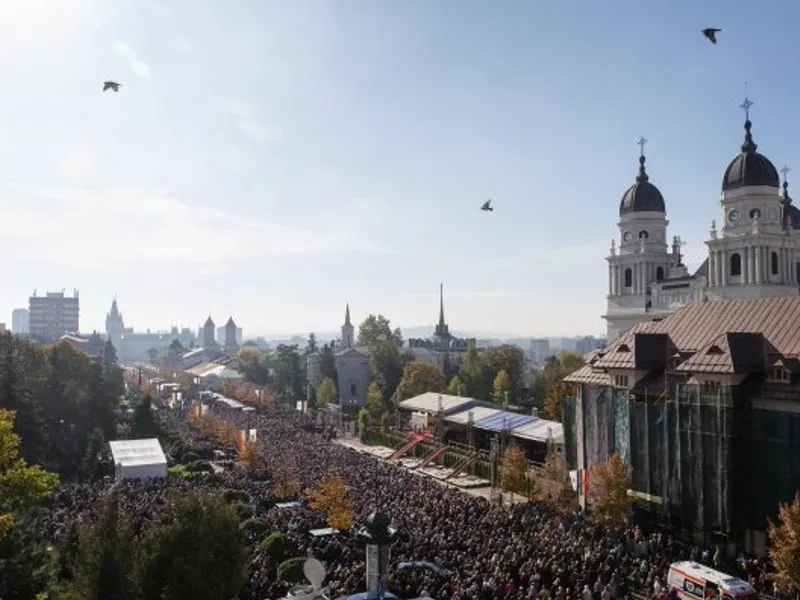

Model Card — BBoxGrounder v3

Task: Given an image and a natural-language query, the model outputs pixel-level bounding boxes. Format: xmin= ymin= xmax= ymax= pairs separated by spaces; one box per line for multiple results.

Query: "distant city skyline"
xmin=1 ymin=1 xmax=798 ymax=336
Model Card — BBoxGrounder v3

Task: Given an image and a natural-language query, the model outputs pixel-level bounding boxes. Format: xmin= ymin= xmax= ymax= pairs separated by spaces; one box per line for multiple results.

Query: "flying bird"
xmin=102 ymin=81 xmax=121 ymax=92
xmin=480 ymin=199 xmax=493 ymax=212
xmin=702 ymin=28 xmax=721 ymax=44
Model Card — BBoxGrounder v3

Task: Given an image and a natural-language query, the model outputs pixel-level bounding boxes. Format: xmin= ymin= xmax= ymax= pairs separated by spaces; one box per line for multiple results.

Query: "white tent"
xmin=109 ymin=438 xmax=167 ymax=481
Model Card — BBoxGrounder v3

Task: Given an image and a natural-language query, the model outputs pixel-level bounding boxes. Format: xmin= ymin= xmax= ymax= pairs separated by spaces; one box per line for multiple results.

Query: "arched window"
xmin=771 ymin=251 xmax=779 ymax=275
xmin=350 ymin=383 xmax=357 ymax=397
xmin=656 ymin=266 xmax=664 ymax=281
xmin=730 ymin=253 xmax=742 ymax=276
xmin=624 ymin=268 xmax=632 ymax=287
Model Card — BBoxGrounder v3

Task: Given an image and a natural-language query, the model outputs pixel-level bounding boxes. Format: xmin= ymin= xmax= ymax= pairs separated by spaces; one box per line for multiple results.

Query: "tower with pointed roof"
xmin=203 ymin=315 xmax=216 ymax=348
xmin=105 ymin=296 xmax=125 ymax=354
xmin=341 ymin=304 xmax=354 ymax=348
xmin=433 ymin=283 xmax=450 ymax=338
xmin=707 ymin=97 xmax=800 ymax=301
xmin=224 ymin=316 xmax=238 ymax=351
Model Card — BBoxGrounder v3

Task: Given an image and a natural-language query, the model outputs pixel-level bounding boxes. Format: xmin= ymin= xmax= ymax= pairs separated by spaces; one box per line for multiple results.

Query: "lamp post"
xmin=356 ymin=511 xmax=398 ymax=600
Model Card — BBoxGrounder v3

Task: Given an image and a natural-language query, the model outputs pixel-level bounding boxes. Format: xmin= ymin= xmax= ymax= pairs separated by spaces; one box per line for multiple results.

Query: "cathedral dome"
xmin=619 ymin=155 xmax=666 ymax=216
xmin=722 ymin=118 xmax=779 ymax=191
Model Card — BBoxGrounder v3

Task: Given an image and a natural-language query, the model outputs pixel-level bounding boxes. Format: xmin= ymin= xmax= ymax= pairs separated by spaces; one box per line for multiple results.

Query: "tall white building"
xmin=604 ymin=98 xmax=800 ymax=341
xmin=11 ymin=308 xmax=29 ymax=335
xmin=29 ymin=290 xmax=80 ymax=344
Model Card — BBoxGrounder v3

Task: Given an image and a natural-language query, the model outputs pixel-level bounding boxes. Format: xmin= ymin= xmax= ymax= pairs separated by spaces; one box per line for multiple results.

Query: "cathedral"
xmin=604 ymin=98 xmax=800 ymax=341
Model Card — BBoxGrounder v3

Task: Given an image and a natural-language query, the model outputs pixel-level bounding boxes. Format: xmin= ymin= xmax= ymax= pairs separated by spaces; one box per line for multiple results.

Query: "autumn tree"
xmin=395 ymin=361 xmax=446 ymax=402
xmin=316 ymin=377 xmax=338 ymax=408
xmin=500 ymin=445 xmax=530 ymax=496
xmin=589 ymin=453 xmax=632 ymax=530
xmin=0 ymin=409 xmax=59 ymax=538
xmin=536 ymin=440 xmax=576 ymax=512
xmin=492 ymin=369 xmax=511 ymax=404
xmin=271 ymin=455 xmax=301 ymax=501
xmin=769 ymin=491 xmax=800 ymax=594
xmin=237 ymin=441 xmax=265 ymax=474
xmin=482 ymin=345 xmax=527 ymax=403
xmin=544 ymin=381 xmax=577 ymax=421
xmin=534 ymin=351 xmax=585 ymax=407
xmin=307 ymin=474 xmax=356 ymax=531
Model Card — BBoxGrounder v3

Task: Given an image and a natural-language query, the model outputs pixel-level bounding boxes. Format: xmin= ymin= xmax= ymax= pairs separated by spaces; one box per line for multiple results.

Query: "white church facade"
xmin=604 ymin=98 xmax=800 ymax=341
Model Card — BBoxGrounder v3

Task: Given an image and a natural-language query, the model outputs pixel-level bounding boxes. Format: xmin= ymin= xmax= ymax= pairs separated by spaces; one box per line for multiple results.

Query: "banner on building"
xmin=248 ymin=429 xmax=257 ymax=443
xmin=238 ymin=429 xmax=247 ymax=451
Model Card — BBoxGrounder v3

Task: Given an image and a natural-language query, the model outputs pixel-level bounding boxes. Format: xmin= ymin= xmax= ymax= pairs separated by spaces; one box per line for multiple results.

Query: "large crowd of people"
xmin=38 ymin=400 xmax=781 ymax=600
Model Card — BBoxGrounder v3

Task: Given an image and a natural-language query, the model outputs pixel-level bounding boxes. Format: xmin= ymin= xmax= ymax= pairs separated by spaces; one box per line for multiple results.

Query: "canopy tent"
xmin=109 ymin=438 xmax=167 ymax=481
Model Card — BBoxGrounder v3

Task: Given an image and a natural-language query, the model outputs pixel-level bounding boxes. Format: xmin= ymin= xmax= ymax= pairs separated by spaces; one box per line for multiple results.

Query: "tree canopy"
xmin=316 ymin=377 xmax=337 ymax=408
xmin=395 ymin=361 xmax=446 ymax=402
xmin=357 ymin=314 xmax=403 ymax=348
xmin=534 ymin=351 xmax=584 ymax=408
xmin=589 ymin=454 xmax=632 ymax=530
xmin=770 ymin=491 xmax=800 ymax=593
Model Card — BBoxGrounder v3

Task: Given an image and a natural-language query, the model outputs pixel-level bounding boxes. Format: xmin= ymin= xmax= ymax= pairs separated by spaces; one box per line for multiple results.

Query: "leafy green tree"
xmin=395 ymin=361 xmax=446 ymax=402
xmin=132 ymin=396 xmax=161 ymax=439
xmin=447 ymin=375 xmax=466 ymax=396
xmin=357 ymin=314 xmax=403 ymax=347
xmin=59 ymin=488 xmax=136 ymax=600
xmin=237 ymin=349 xmax=273 ymax=386
xmin=458 ymin=343 xmax=492 ymax=400
xmin=482 ymin=345 xmax=526 ymax=403
xmin=365 ymin=382 xmax=384 ymax=418
xmin=369 ymin=342 xmax=409 ymax=407
xmin=80 ymin=428 xmax=107 ymax=482
xmin=534 ymin=351 xmax=585 ymax=407
xmin=0 ymin=513 xmax=54 ymax=600
xmin=492 ymin=369 xmax=511 ymax=404
xmin=273 ymin=344 xmax=306 ymax=402
xmin=319 ymin=343 xmax=338 ymax=384
xmin=136 ymin=491 xmax=249 ymax=600
xmin=316 ymin=377 xmax=338 ymax=408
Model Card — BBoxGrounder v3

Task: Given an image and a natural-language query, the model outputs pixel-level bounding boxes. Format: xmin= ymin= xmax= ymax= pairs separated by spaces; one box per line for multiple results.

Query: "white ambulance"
xmin=667 ymin=562 xmax=757 ymax=600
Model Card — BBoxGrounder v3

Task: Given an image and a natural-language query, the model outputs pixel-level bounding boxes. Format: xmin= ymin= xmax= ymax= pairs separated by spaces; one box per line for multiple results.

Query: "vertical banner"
xmin=248 ymin=429 xmax=257 ymax=443
xmin=238 ymin=430 xmax=246 ymax=451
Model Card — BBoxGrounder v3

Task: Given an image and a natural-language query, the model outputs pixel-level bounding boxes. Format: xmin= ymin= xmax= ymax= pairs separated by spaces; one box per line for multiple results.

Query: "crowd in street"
xmin=38 ymin=403 xmax=782 ymax=600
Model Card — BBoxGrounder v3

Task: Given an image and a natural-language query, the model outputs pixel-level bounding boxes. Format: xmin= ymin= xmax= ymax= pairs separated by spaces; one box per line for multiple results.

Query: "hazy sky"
xmin=2 ymin=0 xmax=800 ymax=338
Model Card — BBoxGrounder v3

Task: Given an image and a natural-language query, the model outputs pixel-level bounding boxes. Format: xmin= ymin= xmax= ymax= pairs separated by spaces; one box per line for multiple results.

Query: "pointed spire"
xmin=438 ymin=283 xmax=446 ymax=329
xmin=739 ymin=97 xmax=758 ymax=153
xmin=636 ymin=136 xmax=649 ymax=183
xmin=344 ymin=303 xmax=352 ymax=326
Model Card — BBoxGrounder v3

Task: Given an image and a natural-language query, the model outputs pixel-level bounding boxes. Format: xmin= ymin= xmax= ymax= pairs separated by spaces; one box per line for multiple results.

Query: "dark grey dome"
xmin=782 ymin=182 xmax=800 ymax=229
xmin=722 ymin=120 xmax=779 ymax=191
xmin=619 ymin=155 xmax=666 ymax=216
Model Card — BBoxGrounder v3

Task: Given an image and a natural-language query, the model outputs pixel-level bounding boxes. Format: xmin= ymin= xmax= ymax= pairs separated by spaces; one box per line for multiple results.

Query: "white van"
xmin=667 ymin=562 xmax=757 ymax=600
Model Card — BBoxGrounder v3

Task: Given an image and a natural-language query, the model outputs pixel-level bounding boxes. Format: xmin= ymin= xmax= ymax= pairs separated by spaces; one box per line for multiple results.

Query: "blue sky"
xmin=1 ymin=0 xmax=799 ymax=338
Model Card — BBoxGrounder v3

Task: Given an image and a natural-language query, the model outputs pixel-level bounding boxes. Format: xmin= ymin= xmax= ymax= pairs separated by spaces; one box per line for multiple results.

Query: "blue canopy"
xmin=474 ymin=411 xmax=536 ymax=432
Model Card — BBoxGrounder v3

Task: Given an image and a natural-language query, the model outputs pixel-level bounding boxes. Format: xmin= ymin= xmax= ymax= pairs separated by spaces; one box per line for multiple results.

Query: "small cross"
xmin=740 ymin=97 xmax=754 ymax=121
xmin=637 ymin=136 xmax=648 ymax=157
xmin=781 ymin=165 xmax=791 ymax=183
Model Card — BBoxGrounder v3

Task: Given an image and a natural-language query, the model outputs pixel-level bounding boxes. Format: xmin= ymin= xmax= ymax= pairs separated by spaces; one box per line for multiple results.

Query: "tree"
xmin=447 ymin=375 xmax=465 ymax=396
xmin=492 ymin=369 xmax=511 ymax=404
xmin=316 ymin=377 xmax=338 ymax=408
xmin=237 ymin=349 xmax=273 ymax=386
xmin=319 ymin=344 xmax=338 ymax=384
xmin=365 ymin=382 xmax=384 ymax=418
xmin=458 ymin=343 xmax=492 ymax=400
xmin=0 ymin=409 xmax=59 ymax=537
xmin=305 ymin=332 xmax=318 ymax=355
xmin=237 ymin=441 xmax=265 ymax=474
xmin=500 ymin=445 xmax=530 ymax=496
xmin=58 ymin=488 xmax=136 ymax=600
xmin=132 ymin=396 xmax=161 ymax=439
xmin=534 ymin=351 xmax=585 ymax=407
xmin=273 ymin=344 xmax=306 ymax=403
xmin=357 ymin=314 xmax=403 ymax=348
xmin=770 ymin=491 xmax=800 ymax=594
xmin=483 ymin=345 xmax=526 ymax=403
xmin=369 ymin=341 xmax=407 ymax=407
xmin=544 ymin=381 xmax=577 ymax=421
xmin=0 ymin=512 xmax=52 ymax=600
xmin=136 ymin=491 xmax=249 ymax=600
xmin=395 ymin=361 xmax=446 ymax=402
xmin=589 ymin=454 xmax=632 ymax=530
xmin=307 ymin=474 xmax=356 ymax=531
xmin=536 ymin=441 xmax=576 ymax=512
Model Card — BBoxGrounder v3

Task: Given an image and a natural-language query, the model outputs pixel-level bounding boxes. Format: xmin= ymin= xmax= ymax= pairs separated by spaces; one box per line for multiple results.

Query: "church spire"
xmin=435 ymin=283 xmax=449 ymax=336
xmin=345 ymin=303 xmax=351 ymax=326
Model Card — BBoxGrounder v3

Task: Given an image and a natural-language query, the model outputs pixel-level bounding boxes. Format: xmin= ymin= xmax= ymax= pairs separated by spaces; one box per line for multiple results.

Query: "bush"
xmin=180 ymin=451 xmax=200 ymax=464
xmin=277 ymin=557 xmax=306 ymax=585
xmin=167 ymin=465 xmax=193 ymax=480
xmin=222 ymin=489 xmax=251 ymax=504
xmin=232 ymin=503 xmax=255 ymax=521
xmin=185 ymin=460 xmax=214 ymax=474
xmin=240 ymin=517 xmax=271 ymax=541
xmin=259 ymin=532 xmax=289 ymax=561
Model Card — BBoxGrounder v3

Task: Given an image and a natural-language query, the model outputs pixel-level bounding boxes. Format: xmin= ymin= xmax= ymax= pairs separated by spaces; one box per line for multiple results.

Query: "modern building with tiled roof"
xmin=565 ymin=296 xmax=800 ymax=555
xmin=604 ymin=98 xmax=800 ymax=342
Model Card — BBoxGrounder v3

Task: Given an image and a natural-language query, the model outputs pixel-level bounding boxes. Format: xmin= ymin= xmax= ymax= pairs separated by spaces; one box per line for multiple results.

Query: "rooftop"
xmin=109 ymin=438 xmax=166 ymax=468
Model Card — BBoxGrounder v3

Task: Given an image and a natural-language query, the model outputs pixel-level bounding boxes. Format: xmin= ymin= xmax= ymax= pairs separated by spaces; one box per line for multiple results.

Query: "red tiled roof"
xmin=563 ymin=364 xmax=612 ymax=385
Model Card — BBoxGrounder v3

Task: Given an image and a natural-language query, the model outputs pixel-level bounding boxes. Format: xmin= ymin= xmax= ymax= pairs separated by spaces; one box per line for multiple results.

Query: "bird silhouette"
xmin=102 ymin=81 xmax=121 ymax=92
xmin=702 ymin=28 xmax=721 ymax=44
xmin=480 ymin=199 xmax=493 ymax=212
